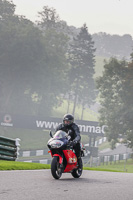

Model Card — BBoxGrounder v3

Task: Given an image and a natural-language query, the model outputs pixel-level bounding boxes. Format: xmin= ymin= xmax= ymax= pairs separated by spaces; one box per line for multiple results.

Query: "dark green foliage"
xmin=96 ymin=57 xmax=133 ymax=148
xmin=67 ymin=24 xmax=96 ymax=116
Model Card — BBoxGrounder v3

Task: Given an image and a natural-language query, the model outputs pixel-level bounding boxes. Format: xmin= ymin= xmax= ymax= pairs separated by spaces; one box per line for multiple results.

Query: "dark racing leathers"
xmin=56 ymin=123 xmax=82 ymax=168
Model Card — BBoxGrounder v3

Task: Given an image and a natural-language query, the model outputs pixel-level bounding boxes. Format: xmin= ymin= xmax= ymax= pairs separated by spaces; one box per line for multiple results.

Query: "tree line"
xmin=0 ymin=1 xmax=96 ymax=117
xmin=93 ymin=32 xmax=133 ymax=59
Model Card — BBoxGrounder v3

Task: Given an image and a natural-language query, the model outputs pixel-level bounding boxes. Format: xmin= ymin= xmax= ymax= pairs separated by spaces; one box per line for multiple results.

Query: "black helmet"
xmin=63 ymin=114 xmax=74 ymax=126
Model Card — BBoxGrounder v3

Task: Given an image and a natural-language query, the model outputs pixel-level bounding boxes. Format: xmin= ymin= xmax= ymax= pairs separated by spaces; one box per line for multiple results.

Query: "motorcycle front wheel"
xmin=51 ymin=156 xmax=62 ymax=179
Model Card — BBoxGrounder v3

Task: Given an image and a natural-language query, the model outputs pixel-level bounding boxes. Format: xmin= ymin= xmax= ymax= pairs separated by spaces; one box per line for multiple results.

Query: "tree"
xmin=0 ymin=1 xmax=46 ymax=114
xmin=36 ymin=29 xmax=69 ymax=116
xmin=36 ymin=6 xmax=70 ymax=115
xmin=0 ymin=1 xmax=63 ymax=116
xmin=37 ymin=6 xmax=60 ymax=29
xmin=0 ymin=0 xmax=15 ymax=19
xmin=0 ymin=1 xmax=73 ymax=117
xmin=92 ymin=32 xmax=133 ymax=59
xmin=96 ymin=57 xmax=133 ymax=149
xmin=67 ymin=24 xmax=96 ymax=117
xmin=121 ymin=55 xmax=133 ymax=148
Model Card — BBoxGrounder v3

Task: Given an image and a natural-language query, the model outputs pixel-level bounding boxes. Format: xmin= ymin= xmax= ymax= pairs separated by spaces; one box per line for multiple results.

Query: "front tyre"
xmin=71 ymin=158 xmax=83 ymax=178
xmin=51 ymin=157 xmax=62 ymax=179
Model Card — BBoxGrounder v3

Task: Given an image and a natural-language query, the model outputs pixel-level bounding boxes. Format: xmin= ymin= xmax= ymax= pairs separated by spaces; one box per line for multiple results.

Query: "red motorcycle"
xmin=47 ymin=130 xmax=83 ymax=179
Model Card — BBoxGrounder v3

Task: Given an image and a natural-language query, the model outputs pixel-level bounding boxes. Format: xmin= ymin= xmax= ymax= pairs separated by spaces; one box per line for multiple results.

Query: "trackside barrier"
xmin=89 ymin=153 xmax=132 ymax=167
xmin=0 ymin=136 xmax=20 ymax=161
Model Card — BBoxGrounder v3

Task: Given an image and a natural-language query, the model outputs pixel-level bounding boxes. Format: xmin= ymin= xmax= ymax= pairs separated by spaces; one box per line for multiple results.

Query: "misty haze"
xmin=0 ymin=1 xmax=133 ymax=197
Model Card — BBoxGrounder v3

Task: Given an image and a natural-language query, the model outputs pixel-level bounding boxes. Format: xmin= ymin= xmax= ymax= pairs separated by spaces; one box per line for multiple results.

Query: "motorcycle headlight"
xmin=51 ymin=143 xmax=61 ymax=148
xmin=50 ymin=140 xmax=63 ymax=149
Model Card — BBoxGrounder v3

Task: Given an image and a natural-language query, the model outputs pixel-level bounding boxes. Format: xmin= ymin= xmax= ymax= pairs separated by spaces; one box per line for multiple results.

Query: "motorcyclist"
xmin=55 ymin=113 xmax=82 ymax=169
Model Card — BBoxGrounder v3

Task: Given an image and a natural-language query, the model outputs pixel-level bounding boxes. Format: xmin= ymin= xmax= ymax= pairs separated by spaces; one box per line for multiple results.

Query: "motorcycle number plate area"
xmin=63 ymin=150 xmax=77 ymax=172
xmin=63 ymin=150 xmax=77 ymax=164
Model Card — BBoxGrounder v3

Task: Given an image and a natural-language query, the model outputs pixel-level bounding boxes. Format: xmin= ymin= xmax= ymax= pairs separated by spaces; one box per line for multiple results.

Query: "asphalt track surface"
xmin=0 ymin=170 xmax=133 ymax=200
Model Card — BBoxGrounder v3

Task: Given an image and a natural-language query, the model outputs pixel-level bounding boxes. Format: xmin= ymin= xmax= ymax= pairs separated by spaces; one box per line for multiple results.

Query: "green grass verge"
xmin=0 ymin=159 xmax=133 ymax=173
xmin=83 ymin=167 xmax=122 ymax=173
xmin=0 ymin=160 xmax=121 ymax=172
xmin=0 ymin=160 xmax=50 ymax=170
xmin=84 ymin=159 xmax=133 ymax=173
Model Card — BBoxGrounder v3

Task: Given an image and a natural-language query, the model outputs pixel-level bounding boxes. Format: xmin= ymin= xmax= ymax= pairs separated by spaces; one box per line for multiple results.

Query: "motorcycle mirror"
xmin=50 ymin=131 xmax=53 ymax=138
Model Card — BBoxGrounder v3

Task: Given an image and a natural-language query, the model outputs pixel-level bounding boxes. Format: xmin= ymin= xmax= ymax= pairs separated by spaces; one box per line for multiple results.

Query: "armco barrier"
xmin=0 ymin=136 xmax=20 ymax=161
xmin=19 ymin=149 xmax=48 ymax=158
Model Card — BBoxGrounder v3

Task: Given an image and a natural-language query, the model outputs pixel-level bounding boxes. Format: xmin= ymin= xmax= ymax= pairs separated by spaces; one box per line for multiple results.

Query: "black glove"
xmin=73 ymin=139 xmax=78 ymax=144
xmin=70 ymin=140 xmax=77 ymax=147
xmin=69 ymin=141 xmax=74 ymax=147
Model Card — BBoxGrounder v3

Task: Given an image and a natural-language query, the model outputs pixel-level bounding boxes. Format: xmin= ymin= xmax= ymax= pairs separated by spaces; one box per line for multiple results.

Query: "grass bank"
xmin=84 ymin=159 xmax=133 ymax=173
xmin=0 ymin=160 xmax=50 ymax=170
xmin=52 ymin=99 xmax=99 ymax=121
xmin=0 ymin=159 xmax=133 ymax=173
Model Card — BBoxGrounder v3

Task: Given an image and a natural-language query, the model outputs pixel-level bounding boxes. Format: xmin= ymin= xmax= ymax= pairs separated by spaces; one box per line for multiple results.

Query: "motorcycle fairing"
xmin=53 ymin=153 xmax=63 ymax=164
xmin=63 ymin=150 xmax=77 ymax=172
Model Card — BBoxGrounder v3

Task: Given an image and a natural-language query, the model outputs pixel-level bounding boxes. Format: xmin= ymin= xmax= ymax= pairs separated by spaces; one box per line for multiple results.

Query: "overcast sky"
xmin=12 ymin=0 xmax=133 ymax=36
